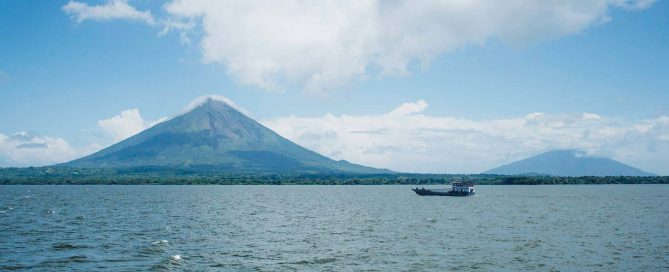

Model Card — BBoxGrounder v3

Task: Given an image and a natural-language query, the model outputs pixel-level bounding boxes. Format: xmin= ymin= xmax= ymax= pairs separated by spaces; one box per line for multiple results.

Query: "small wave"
xmin=38 ymin=255 xmax=90 ymax=266
xmin=68 ymin=255 xmax=90 ymax=263
xmin=152 ymin=259 xmax=183 ymax=270
xmin=426 ymin=218 xmax=437 ymax=222
xmin=52 ymin=243 xmax=88 ymax=250
xmin=150 ymin=263 xmax=170 ymax=270
xmin=1 ymin=263 xmax=28 ymax=271
xmin=151 ymin=240 xmax=169 ymax=245
xmin=292 ymin=257 xmax=337 ymax=265
xmin=149 ymin=254 xmax=184 ymax=270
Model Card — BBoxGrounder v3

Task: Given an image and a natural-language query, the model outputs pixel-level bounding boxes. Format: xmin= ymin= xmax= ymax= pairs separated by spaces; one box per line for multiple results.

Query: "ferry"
xmin=412 ymin=182 xmax=475 ymax=196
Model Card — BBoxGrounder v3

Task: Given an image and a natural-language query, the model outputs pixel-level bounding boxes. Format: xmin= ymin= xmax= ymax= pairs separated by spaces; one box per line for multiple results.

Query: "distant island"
xmin=485 ymin=150 xmax=656 ymax=176
xmin=1 ymin=97 xmax=666 ymax=185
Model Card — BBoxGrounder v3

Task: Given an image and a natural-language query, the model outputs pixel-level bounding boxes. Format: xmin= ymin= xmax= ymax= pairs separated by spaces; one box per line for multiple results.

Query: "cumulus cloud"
xmin=162 ymin=0 xmax=655 ymax=93
xmin=158 ymin=18 xmax=196 ymax=45
xmin=0 ymin=132 xmax=79 ymax=167
xmin=262 ymin=100 xmax=669 ymax=175
xmin=98 ymin=109 xmax=167 ymax=142
xmin=390 ymin=100 xmax=428 ymax=116
xmin=582 ymin=112 xmax=604 ymax=120
xmin=0 ymin=107 xmax=169 ymax=167
xmin=63 ymin=0 xmax=156 ymax=25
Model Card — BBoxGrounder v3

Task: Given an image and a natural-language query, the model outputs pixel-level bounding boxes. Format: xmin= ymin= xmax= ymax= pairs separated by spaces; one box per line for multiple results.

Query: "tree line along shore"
xmin=0 ymin=167 xmax=667 ymax=185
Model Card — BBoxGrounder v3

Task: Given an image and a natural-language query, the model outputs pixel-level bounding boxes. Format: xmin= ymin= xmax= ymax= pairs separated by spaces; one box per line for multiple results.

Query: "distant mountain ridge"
xmin=65 ymin=98 xmax=390 ymax=174
xmin=484 ymin=150 xmax=655 ymax=177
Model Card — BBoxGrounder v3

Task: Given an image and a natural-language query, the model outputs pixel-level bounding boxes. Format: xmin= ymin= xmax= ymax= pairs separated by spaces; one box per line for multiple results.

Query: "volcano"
xmin=65 ymin=97 xmax=389 ymax=174
xmin=484 ymin=150 xmax=655 ymax=177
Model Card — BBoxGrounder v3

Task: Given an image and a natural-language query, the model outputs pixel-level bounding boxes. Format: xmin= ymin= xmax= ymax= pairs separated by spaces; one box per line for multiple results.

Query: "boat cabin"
xmin=451 ymin=182 xmax=475 ymax=194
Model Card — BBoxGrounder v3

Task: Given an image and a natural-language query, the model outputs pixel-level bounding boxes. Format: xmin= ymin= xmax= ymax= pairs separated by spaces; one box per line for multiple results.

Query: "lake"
xmin=1 ymin=185 xmax=668 ymax=271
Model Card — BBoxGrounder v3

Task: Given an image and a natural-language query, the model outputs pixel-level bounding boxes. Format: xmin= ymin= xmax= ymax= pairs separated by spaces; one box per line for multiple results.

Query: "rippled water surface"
xmin=1 ymin=185 xmax=668 ymax=271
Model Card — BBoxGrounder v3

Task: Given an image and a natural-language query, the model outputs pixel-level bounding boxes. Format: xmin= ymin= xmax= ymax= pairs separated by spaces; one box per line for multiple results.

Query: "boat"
xmin=412 ymin=182 xmax=475 ymax=196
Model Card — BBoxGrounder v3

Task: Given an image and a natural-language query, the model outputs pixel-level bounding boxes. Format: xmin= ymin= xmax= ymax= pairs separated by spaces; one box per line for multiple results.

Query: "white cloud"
xmin=163 ymin=0 xmax=654 ymax=93
xmin=0 ymin=107 xmax=169 ymax=167
xmin=63 ymin=0 xmax=156 ymax=25
xmin=582 ymin=112 xmax=604 ymax=120
xmin=262 ymin=100 xmax=669 ymax=175
xmin=98 ymin=109 xmax=167 ymax=142
xmin=611 ymin=0 xmax=656 ymax=9
xmin=158 ymin=18 xmax=196 ymax=45
xmin=0 ymin=132 xmax=79 ymax=167
xmin=389 ymin=100 xmax=428 ymax=116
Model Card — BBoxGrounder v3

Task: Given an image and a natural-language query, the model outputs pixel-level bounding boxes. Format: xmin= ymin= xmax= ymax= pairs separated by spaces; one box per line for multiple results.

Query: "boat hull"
xmin=412 ymin=188 xmax=474 ymax=196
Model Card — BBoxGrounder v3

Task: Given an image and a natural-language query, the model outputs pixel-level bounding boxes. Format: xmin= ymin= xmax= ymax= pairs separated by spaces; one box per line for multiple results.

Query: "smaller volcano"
xmin=484 ymin=150 xmax=655 ymax=177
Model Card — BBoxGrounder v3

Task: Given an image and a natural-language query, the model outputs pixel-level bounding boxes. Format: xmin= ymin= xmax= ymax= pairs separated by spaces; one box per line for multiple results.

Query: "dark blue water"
xmin=1 ymin=185 xmax=668 ymax=271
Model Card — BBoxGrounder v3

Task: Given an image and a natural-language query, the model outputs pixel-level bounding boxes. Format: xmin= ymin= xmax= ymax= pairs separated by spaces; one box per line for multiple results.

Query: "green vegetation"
xmin=1 ymin=166 xmax=667 ymax=185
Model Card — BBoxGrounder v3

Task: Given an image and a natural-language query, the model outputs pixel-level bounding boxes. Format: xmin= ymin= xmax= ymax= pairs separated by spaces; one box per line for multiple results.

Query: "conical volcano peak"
xmin=165 ymin=95 xmax=259 ymax=136
xmin=196 ymin=97 xmax=232 ymax=111
xmin=182 ymin=95 xmax=247 ymax=116
xmin=64 ymin=95 xmax=388 ymax=174
xmin=167 ymin=98 xmax=263 ymax=140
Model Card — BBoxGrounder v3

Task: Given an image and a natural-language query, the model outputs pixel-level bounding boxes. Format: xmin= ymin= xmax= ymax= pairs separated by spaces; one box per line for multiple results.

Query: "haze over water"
xmin=1 ymin=185 xmax=667 ymax=271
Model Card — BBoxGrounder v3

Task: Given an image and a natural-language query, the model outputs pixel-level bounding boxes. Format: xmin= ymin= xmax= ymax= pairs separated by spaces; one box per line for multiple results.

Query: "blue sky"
xmin=0 ymin=1 xmax=668 ymax=174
